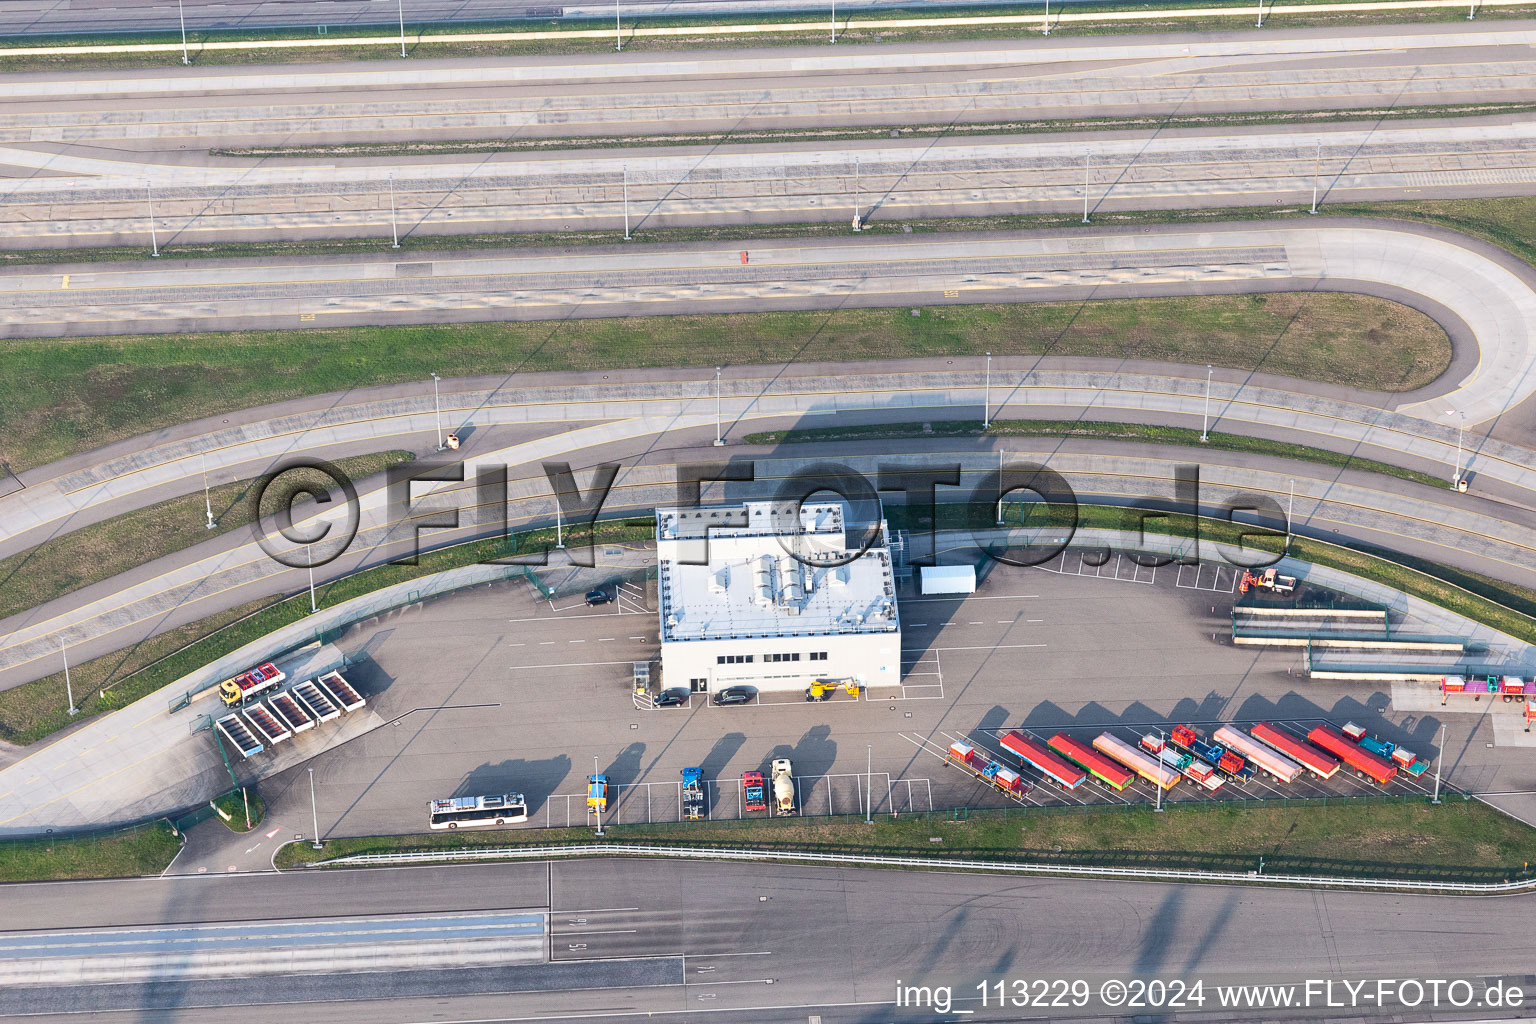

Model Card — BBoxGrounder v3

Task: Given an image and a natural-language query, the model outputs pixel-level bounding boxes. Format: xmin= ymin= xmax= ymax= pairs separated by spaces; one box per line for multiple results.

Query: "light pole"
xmin=995 ymin=448 xmax=1005 ymax=526
xmin=431 ymin=372 xmax=444 ymax=451
xmin=1256 ymin=0 xmax=1263 ymax=27
xmin=1310 ymin=141 xmax=1321 ymax=214
xmin=1286 ymin=478 xmax=1294 ymax=554
xmin=1432 ymin=722 xmax=1446 ymax=803
xmin=1043 ymin=0 xmax=1050 ymax=35
xmin=615 ymin=0 xmax=622 ymax=50
xmin=1447 ymin=409 xmax=1465 ymax=487
xmin=983 ymin=352 xmax=991 ymax=429
xmin=622 ymin=165 xmax=631 ymax=241
xmin=306 ymin=543 xmax=317 ymax=613
xmin=397 ymin=0 xmax=408 ymax=57
xmin=865 ymin=744 xmax=872 ymax=823
xmin=61 ymin=638 xmax=77 ymax=716
xmin=202 ymin=452 xmax=215 ymax=529
xmin=594 ymin=755 xmax=605 ymax=836
xmin=388 ymin=171 xmax=400 ymax=249
xmin=308 ymin=767 xmax=323 ymax=849
xmin=555 ymin=497 xmax=565 ymax=549
xmin=146 ymin=181 xmax=160 ymax=257
xmin=713 ymin=366 xmax=725 ymax=446
xmin=1154 ymin=727 xmax=1165 ymax=812
xmin=177 ymin=0 xmax=190 ymax=64
xmin=852 ymin=158 xmax=861 ymax=231
xmin=1200 ymin=364 xmax=1212 ymax=441
xmin=831 ymin=0 xmax=836 ymax=42
xmin=1081 ymin=152 xmax=1091 ymax=224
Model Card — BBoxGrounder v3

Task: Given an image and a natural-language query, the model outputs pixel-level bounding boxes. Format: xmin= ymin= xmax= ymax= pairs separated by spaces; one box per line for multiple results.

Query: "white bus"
xmin=428 ymin=793 xmax=528 ymax=829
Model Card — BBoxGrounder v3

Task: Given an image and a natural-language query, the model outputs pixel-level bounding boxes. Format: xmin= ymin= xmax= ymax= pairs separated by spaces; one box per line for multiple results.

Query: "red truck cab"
xmin=742 ymin=770 xmax=767 ymax=812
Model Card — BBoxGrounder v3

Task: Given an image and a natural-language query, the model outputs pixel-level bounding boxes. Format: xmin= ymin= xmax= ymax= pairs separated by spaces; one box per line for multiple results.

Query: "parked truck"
xmin=587 ymin=773 xmax=609 ymax=814
xmin=1307 ymin=723 xmax=1397 ymax=785
xmin=771 ymin=758 xmax=796 ymax=816
xmin=218 ymin=661 xmax=285 ymax=707
xmin=743 ymin=770 xmax=767 ymax=813
xmin=680 ymin=766 xmax=707 ymax=820
xmin=1000 ymin=730 xmax=1087 ymax=790
xmin=1171 ymin=725 xmax=1253 ymax=783
xmin=945 ymin=741 xmax=1032 ymax=801
xmin=1215 ymin=725 xmax=1304 ymax=783
xmin=1250 ymin=721 xmax=1340 ymax=780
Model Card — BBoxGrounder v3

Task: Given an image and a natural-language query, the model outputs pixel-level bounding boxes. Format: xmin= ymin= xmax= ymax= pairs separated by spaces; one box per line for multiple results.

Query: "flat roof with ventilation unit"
xmin=655 ymin=500 xmax=900 ymax=645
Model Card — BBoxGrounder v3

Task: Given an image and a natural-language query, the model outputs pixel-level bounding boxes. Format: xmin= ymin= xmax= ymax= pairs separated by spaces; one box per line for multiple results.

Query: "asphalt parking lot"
xmin=223 ymin=554 xmax=1536 ymax=866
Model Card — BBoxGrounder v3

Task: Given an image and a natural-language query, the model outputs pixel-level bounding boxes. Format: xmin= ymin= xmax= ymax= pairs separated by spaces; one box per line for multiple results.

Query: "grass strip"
xmin=0 ymin=518 xmax=654 ymax=745
xmin=0 ymin=820 xmax=181 ymax=881
xmin=0 ymin=292 xmax=1448 ymax=472
xmin=213 ymin=102 xmax=1536 ymax=159
xmin=742 ymin=419 xmax=1446 ymax=489
xmin=0 ymin=451 xmax=413 ymax=623
xmin=274 ymin=797 xmax=1536 ymax=884
xmin=210 ymin=787 xmax=265 ymax=833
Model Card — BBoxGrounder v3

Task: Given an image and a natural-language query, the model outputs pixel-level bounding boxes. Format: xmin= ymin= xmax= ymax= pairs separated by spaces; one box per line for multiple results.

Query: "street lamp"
xmin=983 ymin=352 xmax=991 ymax=429
xmin=865 ymin=744 xmax=872 ymax=823
xmin=713 ymin=366 xmax=725 ymax=446
xmin=1432 ymin=722 xmax=1446 ymax=804
xmin=615 ymin=0 xmax=622 ymax=50
xmin=397 ymin=0 xmax=408 ymax=57
xmin=995 ymin=448 xmax=1005 ymax=526
xmin=1081 ymin=152 xmax=1091 ymax=224
xmin=1446 ymin=409 xmax=1465 ymax=487
xmin=1154 ymin=727 xmax=1165 ymax=812
xmin=202 ymin=452 xmax=215 ymax=530
xmin=1200 ymin=364 xmax=1213 ymax=441
xmin=146 ymin=181 xmax=160 ymax=258
xmin=61 ymin=638 xmax=77 ymax=716
xmin=1310 ymin=141 xmax=1321 ymax=214
xmin=431 ymin=372 xmax=444 ymax=451
xmin=1286 ymin=478 xmax=1294 ymax=554
xmin=177 ymin=0 xmax=190 ymax=64
xmin=388 ymin=171 xmax=401 ymax=249
xmin=622 ymin=165 xmax=631 ymax=241
xmin=308 ymin=767 xmax=323 ymax=849
xmin=306 ymin=543 xmax=317 ymax=613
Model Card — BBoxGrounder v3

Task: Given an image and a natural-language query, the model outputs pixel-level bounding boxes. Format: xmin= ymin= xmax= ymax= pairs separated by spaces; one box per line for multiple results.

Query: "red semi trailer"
xmin=1251 ymin=722 xmax=1340 ymax=780
xmin=1307 ymin=723 xmax=1397 ymax=785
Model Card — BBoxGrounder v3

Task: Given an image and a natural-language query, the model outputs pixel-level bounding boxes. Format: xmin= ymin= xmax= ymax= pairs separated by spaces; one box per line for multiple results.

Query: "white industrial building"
xmin=656 ymin=500 xmax=902 ymax=694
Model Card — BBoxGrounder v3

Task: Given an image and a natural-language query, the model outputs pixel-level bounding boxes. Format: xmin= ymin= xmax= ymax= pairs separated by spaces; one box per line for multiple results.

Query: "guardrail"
xmin=312 ymin=843 xmax=1536 ymax=896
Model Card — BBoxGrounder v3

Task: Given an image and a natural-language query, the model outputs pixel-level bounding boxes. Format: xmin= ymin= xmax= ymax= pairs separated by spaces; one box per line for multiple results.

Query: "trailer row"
xmin=1441 ymin=674 xmax=1534 ymax=702
xmin=990 ymin=719 xmax=1429 ymax=799
xmin=213 ymin=670 xmax=365 ymax=758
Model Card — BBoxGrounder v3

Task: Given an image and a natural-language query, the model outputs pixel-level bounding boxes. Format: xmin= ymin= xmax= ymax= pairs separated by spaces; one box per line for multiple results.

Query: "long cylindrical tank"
xmin=1001 ymin=730 xmax=1087 ymax=789
xmin=771 ymin=758 xmax=796 ymax=815
xmin=1214 ymin=725 xmax=1304 ymax=783
xmin=1251 ymin=722 xmax=1340 ymax=779
xmin=1307 ymin=724 xmax=1398 ymax=785
xmin=1093 ymin=733 xmax=1180 ymax=790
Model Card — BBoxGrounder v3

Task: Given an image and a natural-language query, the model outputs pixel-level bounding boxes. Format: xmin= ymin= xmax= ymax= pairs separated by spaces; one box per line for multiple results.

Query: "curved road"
xmin=5 ymin=222 xmax=1536 ymax=686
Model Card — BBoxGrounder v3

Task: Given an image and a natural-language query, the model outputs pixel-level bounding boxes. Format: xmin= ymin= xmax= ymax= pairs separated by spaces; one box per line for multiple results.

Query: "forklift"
xmin=805 ymin=678 xmax=861 ymax=702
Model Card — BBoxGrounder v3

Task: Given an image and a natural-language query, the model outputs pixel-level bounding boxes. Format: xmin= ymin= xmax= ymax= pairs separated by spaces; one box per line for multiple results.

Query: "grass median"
xmin=0 ymin=292 xmax=1448 ymax=473
xmin=743 ymin=419 xmax=1447 ymax=490
xmin=0 ymin=451 xmax=412 ymax=623
xmin=0 ymin=820 xmax=181 ymax=882
xmin=275 ymin=797 xmax=1536 ymax=885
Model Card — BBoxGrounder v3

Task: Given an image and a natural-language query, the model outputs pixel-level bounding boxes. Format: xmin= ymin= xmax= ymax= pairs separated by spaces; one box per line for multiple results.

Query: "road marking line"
xmin=59 ymin=274 xmax=68 ymax=289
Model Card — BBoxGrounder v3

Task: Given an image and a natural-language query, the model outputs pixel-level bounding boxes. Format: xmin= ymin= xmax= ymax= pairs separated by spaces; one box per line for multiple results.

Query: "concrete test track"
xmin=4 ymin=219 xmax=1536 ymax=690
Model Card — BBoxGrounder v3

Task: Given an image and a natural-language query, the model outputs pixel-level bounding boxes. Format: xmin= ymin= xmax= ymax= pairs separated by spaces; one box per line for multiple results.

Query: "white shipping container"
xmin=920 ymin=565 xmax=977 ymax=595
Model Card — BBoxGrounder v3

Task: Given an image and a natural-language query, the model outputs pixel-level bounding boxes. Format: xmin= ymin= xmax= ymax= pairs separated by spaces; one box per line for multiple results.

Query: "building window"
xmin=791 ymin=653 xmax=801 ymax=661
xmin=719 ymin=654 xmax=755 ymax=665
